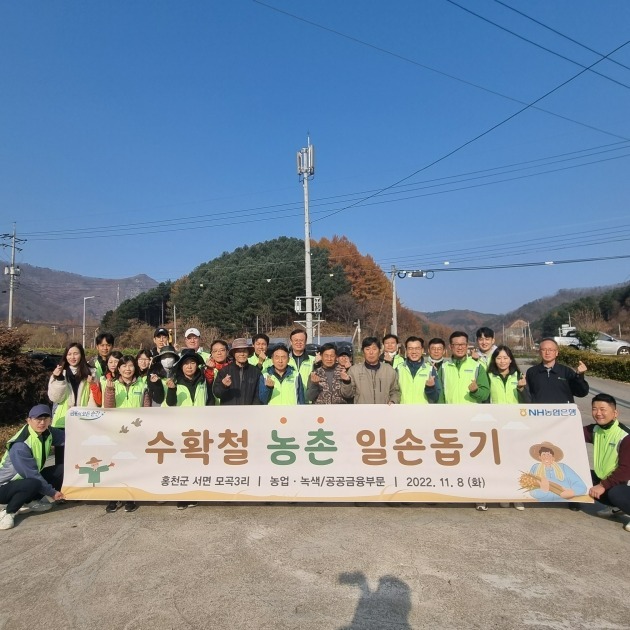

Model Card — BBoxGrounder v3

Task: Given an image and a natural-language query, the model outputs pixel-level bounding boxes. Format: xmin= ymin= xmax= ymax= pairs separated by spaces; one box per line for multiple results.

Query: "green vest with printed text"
xmin=111 ymin=379 xmax=146 ymax=408
xmin=593 ymin=420 xmax=630 ymax=480
xmin=440 ymin=358 xmax=484 ymax=404
xmin=265 ymin=370 xmax=299 ymax=406
xmin=52 ymin=380 xmax=91 ymax=428
xmin=397 ymin=361 xmax=434 ymax=404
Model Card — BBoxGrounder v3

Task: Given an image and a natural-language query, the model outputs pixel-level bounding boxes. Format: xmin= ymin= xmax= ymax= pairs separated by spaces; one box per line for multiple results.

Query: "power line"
xmin=492 ymin=0 xmax=630 ymax=73
xmin=444 ymin=0 xmax=630 ymax=91
xmin=20 ymin=143 xmax=630 ymax=242
xmin=253 ymin=0 xmax=628 ymax=141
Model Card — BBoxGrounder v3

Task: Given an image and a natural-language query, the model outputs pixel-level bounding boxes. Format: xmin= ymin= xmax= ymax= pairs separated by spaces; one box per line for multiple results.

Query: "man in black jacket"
xmin=526 ymin=338 xmax=589 ymax=403
xmin=213 ymin=338 xmax=262 ymax=405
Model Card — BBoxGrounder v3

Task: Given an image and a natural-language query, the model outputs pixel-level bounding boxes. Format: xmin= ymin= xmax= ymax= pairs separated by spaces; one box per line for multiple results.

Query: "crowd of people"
xmin=1 ymin=326 xmax=628 ymax=531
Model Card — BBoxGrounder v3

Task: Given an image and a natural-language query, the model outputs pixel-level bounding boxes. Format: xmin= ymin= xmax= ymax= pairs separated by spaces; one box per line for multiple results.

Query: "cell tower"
xmin=296 ymin=137 xmax=320 ymax=343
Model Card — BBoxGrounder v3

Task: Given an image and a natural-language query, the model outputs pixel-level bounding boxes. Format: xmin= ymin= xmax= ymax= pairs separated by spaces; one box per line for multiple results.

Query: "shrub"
xmin=558 ymin=347 xmax=630 ymax=382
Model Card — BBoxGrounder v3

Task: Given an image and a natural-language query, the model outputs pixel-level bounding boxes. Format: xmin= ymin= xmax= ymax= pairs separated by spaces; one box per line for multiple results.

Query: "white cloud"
xmin=112 ymin=451 xmax=137 ymax=460
xmin=470 ymin=413 xmax=497 ymax=423
xmin=81 ymin=435 xmax=117 ymax=446
xmin=503 ymin=421 xmax=529 ymax=431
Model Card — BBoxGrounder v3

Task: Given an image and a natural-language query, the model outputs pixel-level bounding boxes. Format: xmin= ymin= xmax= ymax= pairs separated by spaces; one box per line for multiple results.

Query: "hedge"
xmin=558 ymin=347 xmax=630 ymax=382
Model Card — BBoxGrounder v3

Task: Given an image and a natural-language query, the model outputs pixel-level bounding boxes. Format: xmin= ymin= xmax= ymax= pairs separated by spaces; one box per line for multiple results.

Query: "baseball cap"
xmin=29 ymin=404 xmax=52 ymax=418
xmin=185 ymin=328 xmax=201 ymax=338
xmin=154 ymin=327 xmax=169 ymax=338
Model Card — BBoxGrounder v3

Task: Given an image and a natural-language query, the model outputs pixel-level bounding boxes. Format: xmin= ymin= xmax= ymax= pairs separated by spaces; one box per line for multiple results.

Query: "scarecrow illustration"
xmin=519 ymin=441 xmax=587 ymax=502
xmin=75 ymin=457 xmax=116 ymax=486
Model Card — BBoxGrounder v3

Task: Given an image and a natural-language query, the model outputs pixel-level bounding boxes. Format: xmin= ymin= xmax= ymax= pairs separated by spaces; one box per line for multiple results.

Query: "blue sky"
xmin=2 ymin=0 xmax=630 ymax=316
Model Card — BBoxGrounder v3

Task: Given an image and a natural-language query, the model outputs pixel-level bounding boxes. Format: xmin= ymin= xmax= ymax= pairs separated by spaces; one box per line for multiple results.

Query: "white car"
xmin=564 ymin=330 xmax=630 ymax=355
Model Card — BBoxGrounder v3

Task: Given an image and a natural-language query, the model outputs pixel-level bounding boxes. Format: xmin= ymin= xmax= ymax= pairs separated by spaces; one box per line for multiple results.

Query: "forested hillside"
xmin=101 ymin=236 xmax=451 ymax=343
xmin=534 ymin=283 xmax=630 ymax=337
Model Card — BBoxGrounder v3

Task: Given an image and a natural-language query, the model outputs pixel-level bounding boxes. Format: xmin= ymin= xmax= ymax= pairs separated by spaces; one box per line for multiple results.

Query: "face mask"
xmin=161 ymin=357 xmax=175 ymax=370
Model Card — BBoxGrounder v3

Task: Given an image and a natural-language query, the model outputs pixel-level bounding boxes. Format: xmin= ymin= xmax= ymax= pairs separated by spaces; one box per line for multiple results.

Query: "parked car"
xmin=553 ymin=328 xmax=630 ymax=355
xmin=23 ymin=350 xmax=64 ymax=370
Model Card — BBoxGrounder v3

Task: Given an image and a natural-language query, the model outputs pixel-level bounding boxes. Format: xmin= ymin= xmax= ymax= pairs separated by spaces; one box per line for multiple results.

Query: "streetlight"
xmin=83 ymin=296 xmax=96 ymax=348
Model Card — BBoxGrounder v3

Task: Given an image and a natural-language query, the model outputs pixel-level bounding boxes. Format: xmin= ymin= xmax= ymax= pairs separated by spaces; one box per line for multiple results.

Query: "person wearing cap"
xmin=165 ymin=349 xmax=211 ymax=407
xmin=150 ymin=327 xmax=171 ymax=358
xmin=213 ymin=338 xmax=262 ymax=405
xmin=183 ymin=328 xmax=209 ymax=362
xmin=146 ymin=344 xmax=180 ymax=406
xmin=0 ymin=404 xmax=65 ymax=530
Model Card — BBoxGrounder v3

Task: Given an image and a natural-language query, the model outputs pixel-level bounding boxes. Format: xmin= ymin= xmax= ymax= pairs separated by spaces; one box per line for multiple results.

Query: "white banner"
xmin=62 ymin=404 xmax=593 ymax=503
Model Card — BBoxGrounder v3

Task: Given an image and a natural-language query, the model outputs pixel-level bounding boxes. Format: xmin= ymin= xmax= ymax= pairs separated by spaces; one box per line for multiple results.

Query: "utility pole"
xmin=1 ymin=223 xmax=26 ymax=328
xmin=390 ymin=266 xmax=435 ymax=336
xmin=296 ymin=137 xmax=316 ymax=343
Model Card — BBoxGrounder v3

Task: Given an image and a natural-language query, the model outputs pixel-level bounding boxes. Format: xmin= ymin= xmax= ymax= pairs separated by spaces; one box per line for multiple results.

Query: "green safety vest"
xmin=593 ymin=420 xmax=630 ymax=480
xmin=397 ymin=361 xmax=434 ymax=404
xmin=110 ymin=379 xmax=146 ymax=408
xmin=264 ymin=370 xmax=298 ymax=405
xmin=440 ymin=358 xmax=486 ymax=404
xmin=163 ymin=379 xmax=207 ymax=407
xmin=248 ymin=354 xmax=272 ymax=370
xmin=288 ymin=354 xmax=314 ymax=398
xmin=488 ymin=372 xmax=520 ymax=404
xmin=0 ymin=425 xmax=52 ymax=479
xmin=52 ymin=379 xmax=91 ymax=429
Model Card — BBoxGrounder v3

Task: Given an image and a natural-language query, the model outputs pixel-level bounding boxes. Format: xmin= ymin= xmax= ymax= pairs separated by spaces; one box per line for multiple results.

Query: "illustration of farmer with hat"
xmin=520 ymin=441 xmax=587 ymax=502
xmin=75 ymin=456 xmax=115 ymax=486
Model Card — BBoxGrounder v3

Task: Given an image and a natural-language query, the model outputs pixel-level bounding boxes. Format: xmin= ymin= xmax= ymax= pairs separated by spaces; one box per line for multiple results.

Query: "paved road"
xmin=2 ymin=373 xmax=630 ymax=630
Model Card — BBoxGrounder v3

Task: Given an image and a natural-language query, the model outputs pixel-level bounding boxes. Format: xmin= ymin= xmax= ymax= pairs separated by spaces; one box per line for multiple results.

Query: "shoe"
xmin=18 ymin=499 xmax=52 ymax=513
xmin=124 ymin=502 xmax=138 ymax=513
xmin=596 ymin=506 xmax=622 ymax=518
xmin=514 ymin=503 xmax=525 ymax=511
xmin=186 ymin=502 xmax=198 ymax=508
xmin=475 ymin=503 xmax=488 ymax=511
xmin=499 ymin=503 xmax=510 ymax=508
xmin=0 ymin=510 xmax=15 ymax=530
xmin=105 ymin=501 xmax=121 ymax=513
xmin=623 ymin=521 xmax=630 ymax=532
xmin=568 ymin=504 xmax=581 ymax=512
xmin=176 ymin=502 xmax=187 ymax=510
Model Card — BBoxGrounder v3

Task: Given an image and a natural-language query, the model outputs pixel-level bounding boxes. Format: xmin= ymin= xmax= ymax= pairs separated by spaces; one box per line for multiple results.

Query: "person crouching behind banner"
xmin=585 ymin=393 xmax=630 ymax=532
xmin=48 ymin=342 xmax=98 ymax=467
xmin=0 ymin=405 xmax=65 ymax=531
xmin=259 ymin=344 xmax=303 ymax=405
xmin=103 ymin=355 xmax=150 ymax=514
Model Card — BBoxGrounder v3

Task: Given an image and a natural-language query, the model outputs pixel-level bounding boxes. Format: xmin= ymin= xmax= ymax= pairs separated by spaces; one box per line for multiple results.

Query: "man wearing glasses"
xmin=526 ymin=338 xmax=589 ymax=404
xmin=0 ymin=404 xmax=66 ymax=530
xmin=438 ymin=331 xmax=490 ymax=404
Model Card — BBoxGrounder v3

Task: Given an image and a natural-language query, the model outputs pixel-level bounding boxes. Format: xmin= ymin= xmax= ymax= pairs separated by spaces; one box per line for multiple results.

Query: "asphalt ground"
xmin=1 ymin=371 xmax=630 ymax=630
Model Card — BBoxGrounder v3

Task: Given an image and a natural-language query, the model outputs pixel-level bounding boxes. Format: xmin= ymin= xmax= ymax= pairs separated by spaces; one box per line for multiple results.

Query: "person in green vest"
xmin=90 ymin=332 xmax=114 ymax=381
xmin=486 ymin=345 xmax=529 ymax=511
xmin=287 ymin=329 xmax=314 ymax=401
xmin=438 ymin=331 xmax=490 ymax=511
xmin=381 ymin=334 xmax=405 ymax=369
xmin=249 ymin=333 xmax=272 ymax=371
xmin=0 ymin=404 xmax=65 ymax=531
xmin=183 ymin=327 xmax=210 ymax=362
xmin=259 ymin=344 xmax=302 ymax=405
xmin=438 ymin=332 xmax=490 ymax=405
xmin=585 ymin=393 xmax=630 ymax=532
xmin=396 ymin=336 xmax=440 ymax=404
xmin=165 ymin=350 xmax=211 ymax=407
xmin=103 ymin=355 xmax=150 ymax=514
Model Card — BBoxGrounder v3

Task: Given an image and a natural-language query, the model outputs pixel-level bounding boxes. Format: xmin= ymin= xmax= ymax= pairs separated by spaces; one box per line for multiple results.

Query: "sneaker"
xmin=514 ymin=503 xmax=525 ymax=511
xmin=596 ymin=506 xmax=622 ymax=518
xmin=0 ymin=510 xmax=15 ymax=530
xmin=475 ymin=503 xmax=488 ymax=511
xmin=623 ymin=521 xmax=630 ymax=532
xmin=18 ymin=499 xmax=52 ymax=514
xmin=105 ymin=501 xmax=121 ymax=513
xmin=186 ymin=502 xmax=198 ymax=508
xmin=124 ymin=502 xmax=138 ymax=513
xmin=176 ymin=502 xmax=188 ymax=510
